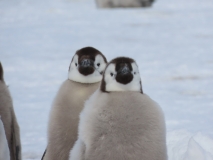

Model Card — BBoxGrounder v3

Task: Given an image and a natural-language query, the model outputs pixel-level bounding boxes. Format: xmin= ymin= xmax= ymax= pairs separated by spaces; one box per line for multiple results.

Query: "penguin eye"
xmin=110 ymin=73 xmax=114 ymax=77
xmin=75 ymin=63 xmax=78 ymax=66
xmin=97 ymin=63 xmax=100 ymax=67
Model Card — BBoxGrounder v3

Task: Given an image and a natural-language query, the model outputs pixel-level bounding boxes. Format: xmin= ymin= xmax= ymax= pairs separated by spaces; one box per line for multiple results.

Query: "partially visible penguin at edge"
xmin=0 ymin=116 xmax=10 ymax=160
xmin=0 ymin=62 xmax=22 ymax=160
xmin=42 ymin=47 xmax=108 ymax=160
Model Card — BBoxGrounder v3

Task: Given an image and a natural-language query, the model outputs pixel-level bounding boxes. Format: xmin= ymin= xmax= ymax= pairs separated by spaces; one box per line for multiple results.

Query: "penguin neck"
xmin=68 ymin=72 xmax=102 ymax=84
xmin=68 ymin=79 xmax=101 ymax=85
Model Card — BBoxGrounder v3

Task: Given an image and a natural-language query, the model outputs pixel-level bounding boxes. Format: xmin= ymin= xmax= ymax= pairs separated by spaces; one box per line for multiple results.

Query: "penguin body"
xmin=0 ymin=62 xmax=22 ymax=160
xmin=44 ymin=80 xmax=100 ymax=160
xmin=0 ymin=117 xmax=10 ymax=160
xmin=96 ymin=0 xmax=155 ymax=8
xmin=43 ymin=47 xmax=107 ymax=160
xmin=69 ymin=57 xmax=167 ymax=160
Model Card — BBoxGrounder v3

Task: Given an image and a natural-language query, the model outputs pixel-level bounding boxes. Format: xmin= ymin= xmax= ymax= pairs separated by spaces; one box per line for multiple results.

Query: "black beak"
xmin=116 ymin=65 xmax=133 ymax=84
xmin=79 ymin=59 xmax=94 ymax=68
xmin=78 ymin=59 xmax=95 ymax=76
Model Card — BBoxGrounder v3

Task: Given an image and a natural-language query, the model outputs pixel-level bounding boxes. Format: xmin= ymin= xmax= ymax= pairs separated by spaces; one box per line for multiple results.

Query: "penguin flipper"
xmin=69 ymin=139 xmax=86 ymax=160
xmin=11 ymin=110 xmax=22 ymax=160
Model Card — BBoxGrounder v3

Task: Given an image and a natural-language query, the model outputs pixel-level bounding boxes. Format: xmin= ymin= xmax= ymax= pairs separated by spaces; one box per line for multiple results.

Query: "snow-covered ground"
xmin=0 ymin=0 xmax=213 ymax=159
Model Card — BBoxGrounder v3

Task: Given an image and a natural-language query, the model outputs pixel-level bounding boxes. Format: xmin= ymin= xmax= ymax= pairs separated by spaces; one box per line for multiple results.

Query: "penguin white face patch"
xmin=103 ymin=62 xmax=141 ymax=92
xmin=68 ymin=54 xmax=107 ymax=83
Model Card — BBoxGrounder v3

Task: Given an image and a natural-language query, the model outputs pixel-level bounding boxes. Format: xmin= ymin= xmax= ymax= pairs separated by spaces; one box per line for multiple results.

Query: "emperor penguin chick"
xmin=69 ymin=57 xmax=167 ymax=160
xmin=0 ymin=117 xmax=10 ymax=160
xmin=43 ymin=47 xmax=107 ymax=160
xmin=0 ymin=62 xmax=22 ymax=160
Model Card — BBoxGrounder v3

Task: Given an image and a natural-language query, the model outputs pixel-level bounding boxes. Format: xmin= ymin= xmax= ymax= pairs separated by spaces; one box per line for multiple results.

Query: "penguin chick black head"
xmin=68 ymin=47 xmax=107 ymax=83
xmin=101 ymin=57 xmax=143 ymax=93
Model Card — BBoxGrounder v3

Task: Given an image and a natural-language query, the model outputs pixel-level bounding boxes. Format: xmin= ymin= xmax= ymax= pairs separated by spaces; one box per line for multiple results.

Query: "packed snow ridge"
xmin=167 ymin=131 xmax=213 ymax=160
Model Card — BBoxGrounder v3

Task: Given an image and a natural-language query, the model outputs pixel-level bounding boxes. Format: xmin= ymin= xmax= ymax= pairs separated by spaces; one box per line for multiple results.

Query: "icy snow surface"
xmin=0 ymin=0 xmax=213 ymax=159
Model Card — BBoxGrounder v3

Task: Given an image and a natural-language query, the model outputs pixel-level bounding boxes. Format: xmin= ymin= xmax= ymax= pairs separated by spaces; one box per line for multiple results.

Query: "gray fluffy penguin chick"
xmin=42 ymin=47 xmax=107 ymax=160
xmin=69 ymin=57 xmax=167 ymax=160
xmin=0 ymin=117 xmax=10 ymax=160
xmin=0 ymin=62 xmax=22 ymax=160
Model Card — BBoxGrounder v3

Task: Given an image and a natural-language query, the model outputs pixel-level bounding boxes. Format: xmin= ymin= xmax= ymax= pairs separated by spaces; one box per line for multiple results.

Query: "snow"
xmin=0 ymin=0 xmax=213 ymax=159
xmin=167 ymin=131 xmax=213 ymax=160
